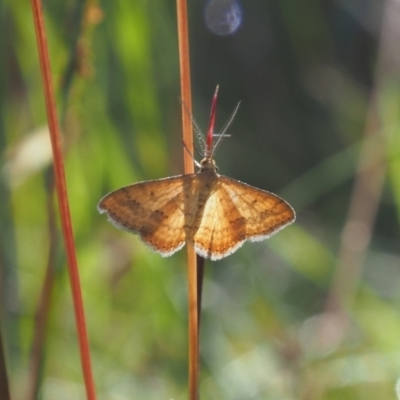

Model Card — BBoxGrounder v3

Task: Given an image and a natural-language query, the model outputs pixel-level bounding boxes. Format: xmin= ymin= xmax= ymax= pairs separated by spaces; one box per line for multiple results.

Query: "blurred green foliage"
xmin=1 ymin=1 xmax=400 ymax=399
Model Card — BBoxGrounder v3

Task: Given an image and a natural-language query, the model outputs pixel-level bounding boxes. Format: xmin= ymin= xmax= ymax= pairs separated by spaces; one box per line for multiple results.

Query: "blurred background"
xmin=1 ymin=0 xmax=400 ymax=399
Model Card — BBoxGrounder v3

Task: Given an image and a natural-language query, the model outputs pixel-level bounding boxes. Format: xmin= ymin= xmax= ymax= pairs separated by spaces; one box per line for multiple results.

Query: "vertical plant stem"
xmin=176 ymin=1 xmax=199 ymax=399
xmin=196 ymin=256 xmax=205 ymax=329
xmin=30 ymin=1 xmax=96 ymax=399
xmin=0 ymin=324 xmax=10 ymax=400
xmin=176 ymin=2 xmax=194 ymax=174
xmin=26 ymin=181 xmax=58 ymax=400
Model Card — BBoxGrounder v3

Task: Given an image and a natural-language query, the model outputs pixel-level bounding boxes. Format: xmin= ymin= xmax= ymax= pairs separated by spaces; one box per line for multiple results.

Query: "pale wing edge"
xmin=194 ymin=239 xmax=246 ymax=261
xmin=248 ymin=217 xmax=295 ymax=243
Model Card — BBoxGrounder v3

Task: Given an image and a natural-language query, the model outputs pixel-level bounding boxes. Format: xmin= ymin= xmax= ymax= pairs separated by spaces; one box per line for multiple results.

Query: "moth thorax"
xmin=200 ymin=158 xmax=217 ymax=172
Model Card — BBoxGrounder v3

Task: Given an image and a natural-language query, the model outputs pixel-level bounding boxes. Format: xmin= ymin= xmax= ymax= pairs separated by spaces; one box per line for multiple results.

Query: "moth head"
xmin=200 ymin=157 xmax=218 ymax=172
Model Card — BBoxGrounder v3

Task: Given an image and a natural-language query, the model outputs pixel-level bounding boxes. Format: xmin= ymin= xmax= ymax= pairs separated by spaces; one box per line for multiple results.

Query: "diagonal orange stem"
xmin=176 ymin=1 xmax=199 ymax=399
xmin=30 ymin=1 xmax=96 ymax=399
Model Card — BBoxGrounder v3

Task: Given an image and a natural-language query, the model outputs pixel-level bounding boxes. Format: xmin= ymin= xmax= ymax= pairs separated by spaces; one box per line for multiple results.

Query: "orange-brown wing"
xmin=98 ymin=174 xmax=197 ymax=257
xmin=192 ymin=176 xmax=295 ymax=260
xmin=219 ymin=176 xmax=295 ymax=241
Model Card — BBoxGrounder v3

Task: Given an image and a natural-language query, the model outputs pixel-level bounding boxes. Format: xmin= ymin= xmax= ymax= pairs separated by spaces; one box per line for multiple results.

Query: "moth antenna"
xmin=192 ymin=123 xmax=207 ymax=156
xmin=193 ymin=142 xmax=204 ymax=160
xmin=211 ymin=101 xmax=241 ymax=158
xmin=180 ymin=97 xmax=207 ymax=155
xmin=182 ymin=140 xmax=202 ymax=168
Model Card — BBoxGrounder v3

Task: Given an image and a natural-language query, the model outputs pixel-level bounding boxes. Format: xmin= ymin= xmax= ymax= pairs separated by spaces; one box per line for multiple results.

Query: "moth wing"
xmin=193 ymin=176 xmax=295 ymax=260
xmin=219 ymin=176 xmax=295 ymax=241
xmin=98 ymin=174 xmax=197 ymax=257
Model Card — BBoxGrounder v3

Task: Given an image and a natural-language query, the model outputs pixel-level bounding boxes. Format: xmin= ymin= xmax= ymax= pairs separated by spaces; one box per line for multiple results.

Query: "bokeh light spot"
xmin=205 ymin=0 xmax=242 ymax=36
